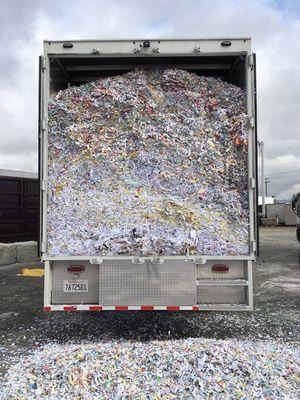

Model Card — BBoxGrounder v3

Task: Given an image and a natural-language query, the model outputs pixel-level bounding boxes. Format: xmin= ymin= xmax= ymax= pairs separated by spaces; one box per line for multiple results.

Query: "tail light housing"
xmin=212 ymin=264 xmax=229 ymax=273
xmin=68 ymin=265 xmax=85 ymax=274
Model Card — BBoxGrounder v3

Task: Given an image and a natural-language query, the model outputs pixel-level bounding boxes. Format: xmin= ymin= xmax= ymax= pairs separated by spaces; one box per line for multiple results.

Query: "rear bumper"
xmin=44 ymin=304 xmax=252 ymax=312
xmin=44 ymin=259 xmax=253 ymax=311
xmin=44 ymin=305 xmax=200 ymax=311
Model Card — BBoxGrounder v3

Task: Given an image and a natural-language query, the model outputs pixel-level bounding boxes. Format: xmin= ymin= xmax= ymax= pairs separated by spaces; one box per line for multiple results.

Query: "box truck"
xmin=39 ymin=38 xmax=258 ymax=311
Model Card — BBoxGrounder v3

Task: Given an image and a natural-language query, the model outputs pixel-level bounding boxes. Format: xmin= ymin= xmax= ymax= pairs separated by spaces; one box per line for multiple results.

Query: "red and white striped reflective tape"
xmin=44 ymin=305 xmax=200 ymax=311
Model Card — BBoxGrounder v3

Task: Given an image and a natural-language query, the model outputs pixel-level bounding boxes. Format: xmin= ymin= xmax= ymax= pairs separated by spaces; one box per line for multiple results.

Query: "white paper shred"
xmin=47 ymin=69 xmax=249 ymax=256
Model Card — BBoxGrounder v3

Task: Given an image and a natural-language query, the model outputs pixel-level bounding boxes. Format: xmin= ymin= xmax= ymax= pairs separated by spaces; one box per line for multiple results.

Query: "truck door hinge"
xmin=248 ymin=54 xmax=254 ymax=69
xmin=249 ymin=177 xmax=256 ymax=189
xmin=248 ymin=116 xmax=255 ymax=129
xmin=41 ymin=56 xmax=46 ymax=72
xmin=250 ymin=240 xmax=257 ymax=253
xmin=41 ymin=117 xmax=47 ymax=131
xmin=41 ymin=180 xmax=47 ymax=191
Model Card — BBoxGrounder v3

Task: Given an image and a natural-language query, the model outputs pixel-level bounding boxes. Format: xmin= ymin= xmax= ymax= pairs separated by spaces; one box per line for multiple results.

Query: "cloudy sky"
xmin=0 ymin=0 xmax=299 ymax=199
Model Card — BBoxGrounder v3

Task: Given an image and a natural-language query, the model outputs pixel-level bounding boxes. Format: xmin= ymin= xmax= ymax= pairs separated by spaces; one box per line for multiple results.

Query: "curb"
xmin=0 ymin=242 xmax=40 ymax=266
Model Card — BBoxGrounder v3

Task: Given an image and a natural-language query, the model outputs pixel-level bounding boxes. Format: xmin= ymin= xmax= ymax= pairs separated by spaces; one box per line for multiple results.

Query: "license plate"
xmin=63 ymin=279 xmax=88 ymax=293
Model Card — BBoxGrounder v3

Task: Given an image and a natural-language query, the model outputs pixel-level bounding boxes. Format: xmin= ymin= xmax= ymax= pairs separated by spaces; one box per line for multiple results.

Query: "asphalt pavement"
xmin=0 ymin=227 xmax=299 ymax=378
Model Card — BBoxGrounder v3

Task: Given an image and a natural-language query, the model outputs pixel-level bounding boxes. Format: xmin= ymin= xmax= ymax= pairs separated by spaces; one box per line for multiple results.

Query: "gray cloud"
xmin=0 ymin=0 xmax=299 ymax=200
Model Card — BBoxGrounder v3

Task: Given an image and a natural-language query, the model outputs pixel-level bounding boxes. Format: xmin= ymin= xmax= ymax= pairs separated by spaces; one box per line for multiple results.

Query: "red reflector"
xmin=167 ymin=306 xmax=180 ymax=311
xmin=89 ymin=306 xmax=103 ymax=311
xmin=115 ymin=306 xmax=128 ymax=311
xmin=44 ymin=306 xmax=51 ymax=312
xmin=141 ymin=306 xmax=154 ymax=311
xmin=68 ymin=265 xmax=85 ymax=273
xmin=212 ymin=264 xmax=229 ymax=273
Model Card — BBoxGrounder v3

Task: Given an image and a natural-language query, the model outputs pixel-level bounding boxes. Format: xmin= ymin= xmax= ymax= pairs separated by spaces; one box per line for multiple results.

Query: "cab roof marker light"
xmin=221 ymin=40 xmax=232 ymax=47
xmin=63 ymin=42 xmax=73 ymax=48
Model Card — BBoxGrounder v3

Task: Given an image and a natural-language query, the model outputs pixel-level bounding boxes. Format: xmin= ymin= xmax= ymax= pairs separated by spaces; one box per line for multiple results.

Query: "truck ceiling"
xmin=49 ymin=55 xmax=246 ymax=93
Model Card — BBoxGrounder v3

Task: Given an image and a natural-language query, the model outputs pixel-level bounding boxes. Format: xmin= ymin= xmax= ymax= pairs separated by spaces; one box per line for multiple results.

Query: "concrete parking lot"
xmin=0 ymin=226 xmax=299 ymax=397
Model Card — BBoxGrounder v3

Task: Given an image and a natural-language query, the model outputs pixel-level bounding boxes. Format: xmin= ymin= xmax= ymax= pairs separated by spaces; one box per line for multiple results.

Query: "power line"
xmin=265 ymin=162 xmax=299 ymax=169
xmin=265 ymin=169 xmax=300 ymax=177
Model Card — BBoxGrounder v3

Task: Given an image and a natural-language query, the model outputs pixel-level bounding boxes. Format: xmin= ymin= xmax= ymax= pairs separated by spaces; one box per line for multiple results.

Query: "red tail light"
xmin=68 ymin=265 xmax=85 ymax=274
xmin=212 ymin=264 xmax=229 ymax=273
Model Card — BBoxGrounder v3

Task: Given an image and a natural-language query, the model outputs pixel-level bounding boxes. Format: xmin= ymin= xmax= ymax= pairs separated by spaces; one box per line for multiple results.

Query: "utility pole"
xmin=264 ymin=177 xmax=271 ymax=197
xmin=258 ymin=141 xmax=265 ymax=216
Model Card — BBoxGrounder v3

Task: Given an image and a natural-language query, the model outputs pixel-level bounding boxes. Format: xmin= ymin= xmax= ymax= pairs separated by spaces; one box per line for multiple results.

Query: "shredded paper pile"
xmin=1 ymin=339 xmax=299 ymax=399
xmin=48 ymin=69 xmax=249 ymax=256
